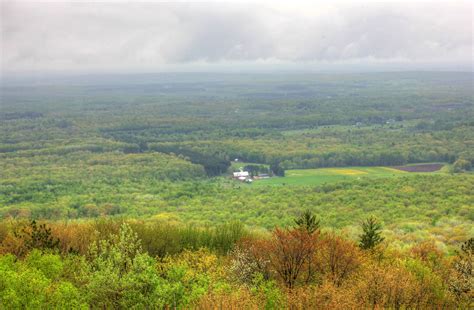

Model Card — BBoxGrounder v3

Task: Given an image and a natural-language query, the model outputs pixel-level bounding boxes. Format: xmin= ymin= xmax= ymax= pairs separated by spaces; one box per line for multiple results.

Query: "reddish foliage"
xmin=268 ymin=228 xmax=319 ymax=288
xmin=315 ymin=233 xmax=362 ymax=287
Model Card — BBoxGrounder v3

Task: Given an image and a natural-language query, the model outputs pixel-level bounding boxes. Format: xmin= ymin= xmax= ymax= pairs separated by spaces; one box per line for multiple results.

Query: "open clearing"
xmin=252 ymin=166 xmax=436 ymax=186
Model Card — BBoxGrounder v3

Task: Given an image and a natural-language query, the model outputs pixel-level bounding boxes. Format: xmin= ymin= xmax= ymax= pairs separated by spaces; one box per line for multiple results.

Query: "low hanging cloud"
xmin=1 ymin=1 xmax=472 ymax=73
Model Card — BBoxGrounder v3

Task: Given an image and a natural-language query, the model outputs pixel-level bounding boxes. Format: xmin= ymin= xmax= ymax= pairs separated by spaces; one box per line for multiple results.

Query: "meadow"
xmin=253 ymin=166 xmax=408 ymax=186
xmin=251 ymin=164 xmax=450 ymax=186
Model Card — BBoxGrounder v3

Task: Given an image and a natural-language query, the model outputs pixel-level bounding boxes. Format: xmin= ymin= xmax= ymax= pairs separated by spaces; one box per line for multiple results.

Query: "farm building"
xmin=255 ymin=173 xmax=270 ymax=179
xmin=233 ymin=170 xmax=251 ymax=181
xmin=233 ymin=171 xmax=249 ymax=178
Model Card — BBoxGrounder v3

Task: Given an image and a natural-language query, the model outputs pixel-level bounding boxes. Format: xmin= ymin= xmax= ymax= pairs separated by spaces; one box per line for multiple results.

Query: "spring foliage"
xmin=0 ymin=219 xmax=472 ymax=309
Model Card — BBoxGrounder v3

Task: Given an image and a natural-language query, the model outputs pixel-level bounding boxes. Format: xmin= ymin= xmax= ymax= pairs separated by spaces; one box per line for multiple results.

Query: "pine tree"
xmin=450 ymin=238 xmax=473 ymax=303
xmin=359 ymin=216 xmax=384 ymax=250
xmin=14 ymin=220 xmax=60 ymax=255
xmin=294 ymin=210 xmax=320 ymax=234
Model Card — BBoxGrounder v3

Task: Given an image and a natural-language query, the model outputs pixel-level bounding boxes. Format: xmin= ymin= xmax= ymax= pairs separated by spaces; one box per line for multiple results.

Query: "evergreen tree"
xmin=359 ymin=216 xmax=384 ymax=250
xmin=294 ymin=210 xmax=320 ymax=234
xmin=270 ymin=162 xmax=285 ymax=177
xmin=14 ymin=220 xmax=60 ymax=256
xmin=450 ymin=238 xmax=473 ymax=303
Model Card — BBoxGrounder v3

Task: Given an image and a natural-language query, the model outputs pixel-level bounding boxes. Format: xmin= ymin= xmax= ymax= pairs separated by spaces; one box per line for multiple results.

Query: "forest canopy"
xmin=1 ymin=72 xmax=473 ymax=309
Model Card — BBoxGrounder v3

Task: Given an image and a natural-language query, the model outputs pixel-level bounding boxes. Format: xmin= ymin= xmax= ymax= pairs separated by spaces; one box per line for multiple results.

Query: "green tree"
xmin=85 ymin=223 xmax=150 ymax=307
xmin=0 ymin=252 xmax=86 ymax=309
xmin=270 ymin=162 xmax=285 ymax=177
xmin=83 ymin=223 xmax=209 ymax=308
xmin=14 ymin=220 xmax=60 ymax=256
xmin=359 ymin=216 xmax=384 ymax=250
xmin=294 ymin=210 xmax=320 ymax=234
xmin=453 ymin=159 xmax=472 ymax=173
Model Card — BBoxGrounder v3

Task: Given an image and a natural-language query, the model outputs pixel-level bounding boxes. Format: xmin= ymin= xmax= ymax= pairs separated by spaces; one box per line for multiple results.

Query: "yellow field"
xmin=325 ymin=168 xmax=368 ymax=175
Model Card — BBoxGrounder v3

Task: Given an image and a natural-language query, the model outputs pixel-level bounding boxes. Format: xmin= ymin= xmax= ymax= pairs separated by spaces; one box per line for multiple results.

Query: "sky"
xmin=1 ymin=0 xmax=473 ymax=74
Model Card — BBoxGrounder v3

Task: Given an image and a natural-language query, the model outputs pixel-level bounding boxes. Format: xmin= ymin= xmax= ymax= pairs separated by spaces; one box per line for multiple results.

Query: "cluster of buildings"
xmin=232 ymin=169 xmax=270 ymax=183
xmin=231 ymin=159 xmax=270 ymax=183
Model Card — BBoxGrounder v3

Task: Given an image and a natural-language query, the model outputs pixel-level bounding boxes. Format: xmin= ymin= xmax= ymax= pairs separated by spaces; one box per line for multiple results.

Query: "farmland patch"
xmin=391 ymin=163 xmax=444 ymax=172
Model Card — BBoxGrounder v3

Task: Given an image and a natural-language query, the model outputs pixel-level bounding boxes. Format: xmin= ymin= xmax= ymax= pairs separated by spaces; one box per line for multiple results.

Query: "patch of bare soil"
xmin=391 ymin=163 xmax=444 ymax=172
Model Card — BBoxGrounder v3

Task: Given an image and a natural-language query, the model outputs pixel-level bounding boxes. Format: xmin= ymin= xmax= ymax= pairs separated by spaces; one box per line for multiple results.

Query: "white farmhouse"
xmin=233 ymin=171 xmax=249 ymax=180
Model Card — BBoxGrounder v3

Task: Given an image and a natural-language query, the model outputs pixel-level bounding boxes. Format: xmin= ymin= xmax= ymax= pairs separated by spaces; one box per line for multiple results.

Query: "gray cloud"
xmin=1 ymin=1 xmax=472 ymax=73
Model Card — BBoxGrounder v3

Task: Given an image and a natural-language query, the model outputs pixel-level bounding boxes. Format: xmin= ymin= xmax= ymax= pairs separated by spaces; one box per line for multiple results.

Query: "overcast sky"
xmin=1 ymin=0 xmax=473 ymax=74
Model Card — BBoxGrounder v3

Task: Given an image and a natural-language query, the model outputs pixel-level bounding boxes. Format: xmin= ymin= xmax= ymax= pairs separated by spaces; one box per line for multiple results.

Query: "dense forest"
xmin=1 ymin=72 xmax=473 ymax=308
xmin=2 ymin=73 xmax=473 ymax=170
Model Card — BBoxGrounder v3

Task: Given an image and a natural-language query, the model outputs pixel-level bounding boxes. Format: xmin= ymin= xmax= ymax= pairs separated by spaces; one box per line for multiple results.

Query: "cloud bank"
xmin=1 ymin=0 xmax=472 ymax=73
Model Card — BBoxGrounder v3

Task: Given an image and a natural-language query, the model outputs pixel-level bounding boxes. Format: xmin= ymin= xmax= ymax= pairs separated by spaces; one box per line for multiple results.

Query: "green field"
xmin=253 ymin=166 xmax=412 ymax=186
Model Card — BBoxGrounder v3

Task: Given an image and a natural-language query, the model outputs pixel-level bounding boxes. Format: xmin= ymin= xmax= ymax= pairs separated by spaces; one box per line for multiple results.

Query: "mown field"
xmin=252 ymin=164 xmax=446 ymax=186
xmin=253 ymin=166 xmax=407 ymax=186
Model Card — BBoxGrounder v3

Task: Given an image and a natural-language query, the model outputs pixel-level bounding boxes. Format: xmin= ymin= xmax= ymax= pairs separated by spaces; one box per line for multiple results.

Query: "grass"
xmin=252 ymin=166 xmax=410 ymax=187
